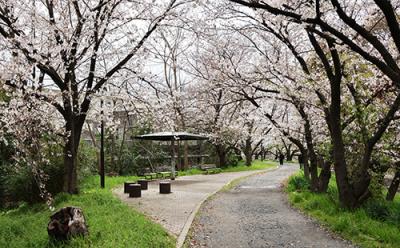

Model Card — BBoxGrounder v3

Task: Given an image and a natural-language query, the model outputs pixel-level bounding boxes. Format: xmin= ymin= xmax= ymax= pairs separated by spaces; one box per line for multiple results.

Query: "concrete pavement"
xmin=113 ymin=167 xmax=277 ymax=246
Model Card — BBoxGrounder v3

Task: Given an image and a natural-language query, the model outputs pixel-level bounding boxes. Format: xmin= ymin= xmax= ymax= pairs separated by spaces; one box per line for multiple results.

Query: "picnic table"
xmin=144 ymin=167 xmax=175 ymax=180
xmin=199 ymin=164 xmax=221 ymax=174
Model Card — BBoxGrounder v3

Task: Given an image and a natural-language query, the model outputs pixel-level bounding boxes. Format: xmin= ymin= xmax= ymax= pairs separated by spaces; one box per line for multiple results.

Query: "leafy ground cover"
xmin=0 ymin=176 xmax=175 ymax=248
xmin=178 ymin=159 xmax=277 ymax=176
xmin=287 ymin=172 xmax=400 ymax=248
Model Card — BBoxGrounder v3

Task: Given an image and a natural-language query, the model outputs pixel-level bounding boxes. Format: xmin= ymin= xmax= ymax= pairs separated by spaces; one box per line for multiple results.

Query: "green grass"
xmin=177 ymin=160 xmax=277 ymax=176
xmin=0 ymin=175 xmax=175 ymax=248
xmin=287 ymin=172 xmax=400 ymax=248
xmin=0 ymin=160 xmax=278 ymax=247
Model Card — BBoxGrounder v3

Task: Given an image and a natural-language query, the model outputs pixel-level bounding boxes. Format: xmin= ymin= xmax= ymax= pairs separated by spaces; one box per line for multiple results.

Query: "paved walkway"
xmin=113 ymin=168 xmax=276 ymax=239
xmin=188 ymin=164 xmax=355 ymax=248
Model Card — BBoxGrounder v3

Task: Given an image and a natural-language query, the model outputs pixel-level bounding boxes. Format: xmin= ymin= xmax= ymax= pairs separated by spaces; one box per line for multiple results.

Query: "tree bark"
xmin=386 ymin=170 xmax=400 ymax=201
xmin=215 ymin=144 xmax=227 ymax=167
xmin=318 ymin=159 xmax=331 ymax=193
xmin=63 ymin=111 xmax=85 ymax=194
xmin=303 ymin=152 xmax=311 ymax=182
xmin=244 ymin=137 xmax=252 ymax=166
xmin=63 ymin=118 xmax=83 ymax=194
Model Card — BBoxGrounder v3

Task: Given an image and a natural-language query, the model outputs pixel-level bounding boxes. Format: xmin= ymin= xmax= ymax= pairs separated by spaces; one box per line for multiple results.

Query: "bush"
xmin=287 ymin=173 xmax=310 ymax=192
xmin=5 ymin=157 xmax=64 ymax=205
xmin=363 ymin=200 xmax=391 ymax=222
xmin=226 ymin=151 xmax=240 ymax=167
xmin=78 ymin=141 xmax=98 ymax=178
xmin=2 ymin=142 xmax=65 ymax=206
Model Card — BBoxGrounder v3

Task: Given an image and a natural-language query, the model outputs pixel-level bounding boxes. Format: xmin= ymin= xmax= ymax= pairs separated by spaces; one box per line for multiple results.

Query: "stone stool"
xmin=159 ymin=181 xmax=171 ymax=194
xmin=137 ymin=179 xmax=148 ymax=190
xmin=124 ymin=181 xmax=136 ymax=193
xmin=127 ymin=183 xmax=141 ymax=198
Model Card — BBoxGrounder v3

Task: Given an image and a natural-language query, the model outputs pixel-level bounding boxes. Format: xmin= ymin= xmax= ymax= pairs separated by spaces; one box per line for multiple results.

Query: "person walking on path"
xmin=279 ymin=153 xmax=284 ymax=166
xmin=298 ymin=153 xmax=303 ymax=169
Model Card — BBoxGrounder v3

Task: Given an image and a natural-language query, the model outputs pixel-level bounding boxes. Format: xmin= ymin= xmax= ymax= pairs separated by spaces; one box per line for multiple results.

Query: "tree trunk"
xmin=63 ymin=117 xmax=84 ymax=194
xmin=386 ymin=170 xmax=400 ymax=201
xmin=318 ymin=159 xmax=331 ymax=193
xmin=215 ymin=144 xmax=227 ymax=167
xmin=261 ymin=149 xmax=266 ymax=161
xmin=244 ymin=137 xmax=252 ymax=166
xmin=330 ymin=98 xmax=359 ymax=208
xmin=286 ymin=148 xmax=293 ymax=161
xmin=303 ymin=154 xmax=311 ymax=182
xmin=63 ymin=134 xmax=79 ymax=194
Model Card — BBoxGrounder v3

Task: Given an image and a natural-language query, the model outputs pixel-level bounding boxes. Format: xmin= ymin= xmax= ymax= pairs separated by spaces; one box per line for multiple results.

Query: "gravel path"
xmin=188 ymin=164 xmax=355 ymax=248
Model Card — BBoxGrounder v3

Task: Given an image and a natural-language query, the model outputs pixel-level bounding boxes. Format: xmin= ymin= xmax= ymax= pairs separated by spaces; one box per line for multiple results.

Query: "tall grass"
xmin=0 ymin=175 xmax=175 ymax=248
xmin=287 ymin=172 xmax=400 ymax=248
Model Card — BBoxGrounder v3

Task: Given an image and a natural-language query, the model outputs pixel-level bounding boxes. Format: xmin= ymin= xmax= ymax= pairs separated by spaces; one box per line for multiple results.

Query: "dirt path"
xmin=188 ymin=164 xmax=355 ymax=248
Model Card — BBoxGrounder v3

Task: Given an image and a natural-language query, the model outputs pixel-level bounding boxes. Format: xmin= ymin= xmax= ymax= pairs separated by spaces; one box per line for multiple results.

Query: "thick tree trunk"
xmin=308 ymin=148 xmax=319 ymax=192
xmin=244 ymin=137 xmax=252 ymax=166
xmin=245 ymin=152 xmax=252 ymax=166
xmin=303 ymin=157 xmax=311 ymax=182
xmin=386 ymin=170 xmax=400 ymax=201
xmin=286 ymin=149 xmax=294 ymax=161
xmin=215 ymin=144 xmax=227 ymax=167
xmin=63 ymin=134 xmax=79 ymax=194
xmin=318 ymin=159 xmax=331 ymax=193
xmin=296 ymin=101 xmax=319 ymax=192
xmin=330 ymin=101 xmax=359 ymax=208
xmin=63 ymin=117 xmax=84 ymax=194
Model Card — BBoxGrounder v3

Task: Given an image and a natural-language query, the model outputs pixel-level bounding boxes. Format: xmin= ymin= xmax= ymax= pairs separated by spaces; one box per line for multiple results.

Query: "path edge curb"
xmin=175 ymin=165 xmax=279 ymax=248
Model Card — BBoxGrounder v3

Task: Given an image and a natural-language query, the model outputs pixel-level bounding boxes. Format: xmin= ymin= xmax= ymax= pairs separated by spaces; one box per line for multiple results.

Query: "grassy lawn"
xmin=287 ymin=172 xmax=400 ymax=248
xmin=0 ymin=176 xmax=175 ymax=248
xmin=178 ymin=159 xmax=278 ymax=176
xmin=0 ymin=160 xmax=279 ymax=247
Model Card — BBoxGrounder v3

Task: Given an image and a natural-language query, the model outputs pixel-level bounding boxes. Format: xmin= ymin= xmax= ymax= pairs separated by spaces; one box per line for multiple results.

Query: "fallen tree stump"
xmin=47 ymin=206 xmax=88 ymax=240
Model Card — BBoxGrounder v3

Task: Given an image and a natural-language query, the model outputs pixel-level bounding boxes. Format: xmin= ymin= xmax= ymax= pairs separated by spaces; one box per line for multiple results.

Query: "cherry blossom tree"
xmin=0 ymin=0 xmax=187 ymax=193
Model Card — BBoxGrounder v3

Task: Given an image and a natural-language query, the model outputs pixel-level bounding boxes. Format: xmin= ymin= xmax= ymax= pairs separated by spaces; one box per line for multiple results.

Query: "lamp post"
xmin=100 ymin=99 xmax=105 ymax=188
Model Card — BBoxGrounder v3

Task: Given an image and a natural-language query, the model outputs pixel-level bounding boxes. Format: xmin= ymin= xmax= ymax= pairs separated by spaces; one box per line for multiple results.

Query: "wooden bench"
xmin=200 ymin=164 xmax=221 ymax=174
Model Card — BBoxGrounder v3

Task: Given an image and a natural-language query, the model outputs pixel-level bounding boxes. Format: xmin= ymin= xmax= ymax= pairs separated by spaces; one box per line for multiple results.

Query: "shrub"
xmin=287 ymin=173 xmax=310 ymax=192
xmin=78 ymin=141 xmax=98 ymax=178
xmin=5 ymin=158 xmax=64 ymax=205
xmin=363 ymin=200 xmax=391 ymax=222
xmin=226 ymin=151 xmax=240 ymax=167
xmin=2 ymin=142 xmax=65 ymax=206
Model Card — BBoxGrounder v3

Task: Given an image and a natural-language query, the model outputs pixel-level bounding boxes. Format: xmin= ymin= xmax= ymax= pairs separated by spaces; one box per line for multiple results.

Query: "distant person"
xmin=279 ymin=154 xmax=284 ymax=166
xmin=298 ymin=154 xmax=303 ymax=169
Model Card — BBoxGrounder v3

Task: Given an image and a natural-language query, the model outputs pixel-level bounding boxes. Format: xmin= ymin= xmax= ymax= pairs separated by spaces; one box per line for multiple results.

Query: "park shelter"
xmin=135 ymin=132 xmax=208 ymax=178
